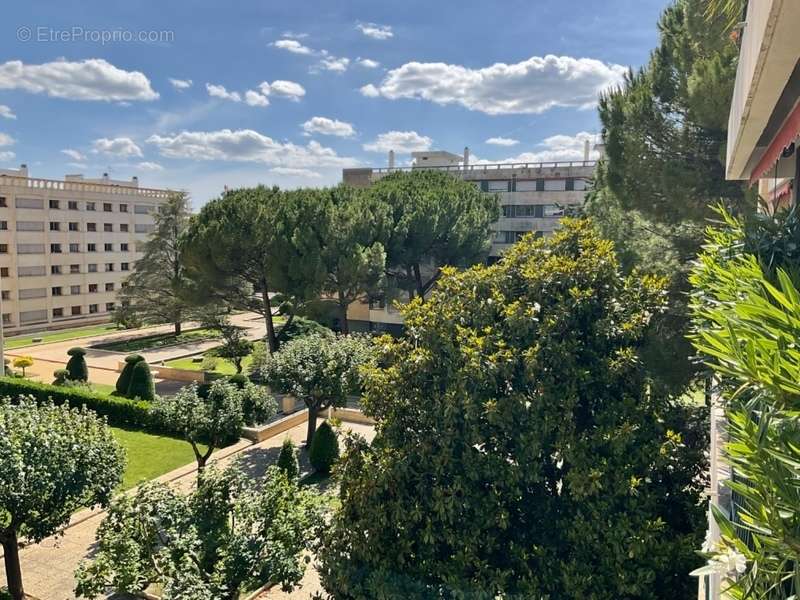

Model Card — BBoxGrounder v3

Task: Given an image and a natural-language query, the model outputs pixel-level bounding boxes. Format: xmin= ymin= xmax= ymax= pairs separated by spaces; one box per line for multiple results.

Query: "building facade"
xmin=342 ymin=149 xmax=596 ymax=332
xmin=0 ymin=165 xmax=172 ymax=334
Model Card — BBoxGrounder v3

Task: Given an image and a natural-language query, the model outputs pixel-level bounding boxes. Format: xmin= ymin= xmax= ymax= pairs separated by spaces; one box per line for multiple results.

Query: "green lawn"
xmin=165 ymin=351 xmax=254 ymax=376
xmin=111 ymin=427 xmax=209 ymax=490
xmin=94 ymin=328 xmax=220 ymax=353
xmin=4 ymin=323 xmax=120 ymax=350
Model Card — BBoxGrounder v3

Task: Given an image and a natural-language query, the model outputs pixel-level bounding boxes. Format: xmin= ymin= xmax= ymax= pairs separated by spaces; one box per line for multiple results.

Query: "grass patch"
xmin=112 ymin=426 xmax=209 ymax=490
xmin=4 ymin=323 xmax=120 ymax=350
xmin=164 ymin=351 xmax=254 ymax=376
xmin=94 ymin=328 xmax=219 ymax=353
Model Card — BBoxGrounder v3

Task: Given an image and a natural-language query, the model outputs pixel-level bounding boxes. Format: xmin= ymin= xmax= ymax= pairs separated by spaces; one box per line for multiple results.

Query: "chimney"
xmin=102 ymin=172 xmax=109 ymax=182
xmin=463 ymin=146 xmax=470 ymax=166
xmin=132 ymin=176 xmax=139 ymax=187
xmin=583 ymin=139 xmax=590 ymax=161
xmin=19 ymin=163 xmax=28 ymax=177
xmin=388 ymin=150 xmax=395 ymax=169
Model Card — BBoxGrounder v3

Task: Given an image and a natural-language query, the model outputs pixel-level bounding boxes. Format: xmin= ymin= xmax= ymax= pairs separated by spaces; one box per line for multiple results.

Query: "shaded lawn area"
xmin=111 ymin=427 xmax=209 ymax=490
xmin=4 ymin=323 xmax=120 ymax=350
xmin=164 ymin=352 xmax=254 ymax=376
xmin=94 ymin=328 xmax=220 ymax=353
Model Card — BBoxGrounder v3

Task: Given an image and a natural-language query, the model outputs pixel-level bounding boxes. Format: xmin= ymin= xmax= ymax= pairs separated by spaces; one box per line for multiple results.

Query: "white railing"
xmin=0 ymin=175 xmax=174 ymax=199
xmin=368 ymin=159 xmax=597 ymax=174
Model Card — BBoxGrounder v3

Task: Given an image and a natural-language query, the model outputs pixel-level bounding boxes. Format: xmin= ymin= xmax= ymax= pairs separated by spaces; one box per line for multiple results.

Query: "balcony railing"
xmin=369 ymin=159 xmax=597 ymax=174
xmin=0 ymin=175 xmax=174 ymax=198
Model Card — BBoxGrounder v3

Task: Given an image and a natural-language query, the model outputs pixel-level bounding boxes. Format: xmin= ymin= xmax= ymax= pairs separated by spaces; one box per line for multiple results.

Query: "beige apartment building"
xmin=0 ymin=165 xmax=172 ymax=335
xmin=342 ymin=147 xmax=597 ymax=332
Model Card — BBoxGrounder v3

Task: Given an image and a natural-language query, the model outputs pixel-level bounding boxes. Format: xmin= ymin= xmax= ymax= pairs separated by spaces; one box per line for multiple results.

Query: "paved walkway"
xmin=0 ymin=419 xmax=375 ymax=599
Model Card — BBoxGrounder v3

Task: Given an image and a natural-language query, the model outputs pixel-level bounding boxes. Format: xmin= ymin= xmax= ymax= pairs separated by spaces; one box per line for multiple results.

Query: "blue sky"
xmin=0 ymin=0 xmax=667 ymax=208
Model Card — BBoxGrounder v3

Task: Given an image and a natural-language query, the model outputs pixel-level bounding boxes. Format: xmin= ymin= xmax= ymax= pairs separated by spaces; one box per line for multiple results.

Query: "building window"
xmin=105 ymin=263 xmax=115 ymax=272
xmin=51 ymin=286 xmax=62 ymax=296
xmin=50 ymin=243 xmax=62 ymax=253
xmin=543 ymin=179 xmax=566 ymax=192
xmin=0 ymin=244 xmax=7 ymax=253
xmin=104 ymin=243 xmax=113 ymax=252
xmin=1 ymin=291 xmax=9 ymax=300
xmin=2 ymin=313 xmax=11 ymax=325
xmin=573 ymin=179 xmax=588 ymax=192
xmin=0 ymin=221 xmax=7 ymax=230
xmin=87 ymin=222 xmax=97 ymax=232
xmin=16 ymin=197 xmax=44 ymax=209
xmin=134 ymin=204 xmax=151 ymax=214
xmin=368 ymin=295 xmax=386 ymax=310
xmin=105 ymin=302 xmax=115 ymax=312
xmin=17 ymin=243 xmax=45 ymax=254
xmin=70 ymin=285 xmax=81 ymax=295
xmin=120 ymin=243 xmax=129 ymax=252
xmin=103 ymin=203 xmax=112 ymax=212
xmin=89 ymin=304 xmax=99 ymax=314
xmin=51 ymin=265 xmax=62 ymax=275
xmin=17 ymin=265 xmax=45 ymax=277
xmin=515 ymin=180 xmax=538 ymax=192
xmin=120 ymin=223 xmax=129 ymax=232
xmin=49 ymin=222 xmax=60 ymax=231
xmin=53 ymin=308 xmax=64 ymax=318
xmin=0 ymin=196 xmax=6 ymax=207
xmin=89 ymin=284 xmax=98 ymax=293
xmin=86 ymin=201 xmax=96 ymax=211
xmin=543 ymin=204 xmax=564 ymax=217
xmin=71 ymin=306 xmax=82 ymax=316
xmin=120 ymin=203 xmax=128 ymax=212
xmin=104 ymin=223 xmax=113 ymax=232
xmin=487 ymin=180 xmax=509 ymax=192
xmin=88 ymin=243 xmax=97 ymax=252
xmin=19 ymin=288 xmax=47 ymax=300
xmin=88 ymin=264 xmax=98 ymax=273
xmin=68 ymin=201 xmax=79 ymax=210
xmin=121 ymin=262 xmax=130 ymax=271
xmin=49 ymin=199 xmax=60 ymax=209
xmin=1 ymin=267 xmax=9 ymax=277
xmin=70 ymin=264 xmax=80 ymax=274
xmin=105 ymin=282 xmax=115 ymax=292
xmin=69 ymin=243 xmax=80 ymax=253
xmin=20 ymin=309 xmax=47 ymax=323
xmin=69 ymin=222 xmax=79 ymax=231
xmin=17 ymin=221 xmax=45 ymax=232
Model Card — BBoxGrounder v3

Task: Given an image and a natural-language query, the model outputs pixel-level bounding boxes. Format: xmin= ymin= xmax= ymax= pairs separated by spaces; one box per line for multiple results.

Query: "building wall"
xmin=0 ymin=173 xmax=172 ymax=334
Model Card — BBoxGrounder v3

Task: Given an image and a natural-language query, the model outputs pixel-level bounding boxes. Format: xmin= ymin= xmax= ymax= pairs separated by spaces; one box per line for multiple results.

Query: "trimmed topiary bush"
xmin=116 ymin=354 xmax=144 ymax=395
xmin=309 ymin=421 xmax=339 ymax=474
xmin=127 ymin=360 xmax=155 ymax=401
xmin=276 ymin=437 xmax=300 ymax=480
xmin=52 ymin=368 xmax=70 ymax=385
xmin=66 ymin=347 xmax=89 ymax=381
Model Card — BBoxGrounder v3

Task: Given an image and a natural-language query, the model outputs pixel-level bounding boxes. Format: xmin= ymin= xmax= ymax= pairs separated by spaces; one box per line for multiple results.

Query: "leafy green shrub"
xmin=200 ymin=354 xmax=218 ymax=372
xmin=116 ymin=354 xmax=144 ymax=395
xmin=276 ymin=316 xmax=333 ymax=346
xmin=309 ymin=421 xmax=338 ymax=474
xmin=52 ymin=368 xmax=70 ymax=385
xmin=0 ymin=376 xmax=154 ymax=430
xmin=66 ymin=347 xmax=89 ymax=382
xmin=127 ymin=360 xmax=155 ymax=401
xmin=227 ymin=373 xmax=248 ymax=389
xmin=276 ymin=437 xmax=300 ymax=480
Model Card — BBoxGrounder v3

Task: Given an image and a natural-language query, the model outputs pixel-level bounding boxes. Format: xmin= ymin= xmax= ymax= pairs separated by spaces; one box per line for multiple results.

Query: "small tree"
xmin=66 ymin=347 xmax=89 ymax=382
xmin=151 ymin=380 xmax=276 ymax=470
xmin=116 ymin=354 xmax=144 ymax=395
xmin=203 ymin=313 xmax=254 ymax=374
xmin=11 ymin=356 xmax=33 ymax=378
xmin=0 ymin=399 xmax=124 ymax=600
xmin=75 ymin=465 xmax=316 ymax=600
xmin=277 ymin=437 xmax=300 ymax=480
xmin=259 ymin=333 xmax=374 ymax=446
xmin=308 ymin=421 xmax=339 ymax=474
xmin=127 ymin=360 xmax=155 ymax=401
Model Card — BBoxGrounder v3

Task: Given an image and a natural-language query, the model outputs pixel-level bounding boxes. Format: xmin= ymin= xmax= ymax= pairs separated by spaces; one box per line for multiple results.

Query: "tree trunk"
xmin=306 ymin=404 xmax=319 ymax=447
xmin=413 ymin=263 xmax=425 ymax=302
xmin=2 ymin=530 xmax=25 ymax=600
xmin=337 ymin=290 xmax=349 ymax=335
xmin=261 ymin=279 xmax=277 ymax=354
xmin=174 ymin=320 xmax=182 ymax=335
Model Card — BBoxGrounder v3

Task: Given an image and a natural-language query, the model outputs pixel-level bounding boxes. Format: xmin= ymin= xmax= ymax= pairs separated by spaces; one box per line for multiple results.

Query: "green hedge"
xmin=0 ymin=376 xmax=158 ymax=431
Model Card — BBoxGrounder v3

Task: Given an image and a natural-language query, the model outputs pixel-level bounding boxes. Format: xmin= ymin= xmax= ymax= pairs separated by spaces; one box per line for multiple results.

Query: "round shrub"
xmin=309 ymin=421 xmax=339 ymax=474
xmin=276 ymin=437 xmax=300 ymax=480
xmin=66 ymin=347 xmax=89 ymax=382
xmin=52 ymin=368 xmax=70 ymax=385
xmin=227 ymin=373 xmax=248 ymax=389
xmin=116 ymin=354 xmax=145 ymax=395
xmin=127 ymin=360 xmax=155 ymax=401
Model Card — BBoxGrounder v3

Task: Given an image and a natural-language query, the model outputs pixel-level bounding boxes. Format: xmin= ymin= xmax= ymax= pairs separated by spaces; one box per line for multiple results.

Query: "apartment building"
xmin=342 ymin=147 xmax=596 ymax=332
xmin=0 ymin=165 xmax=172 ymax=334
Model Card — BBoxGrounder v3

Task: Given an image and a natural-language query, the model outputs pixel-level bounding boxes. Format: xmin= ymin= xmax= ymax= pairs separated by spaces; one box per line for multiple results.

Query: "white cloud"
xmin=477 ymin=131 xmax=598 ymax=164
xmin=357 ymin=58 xmax=380 ymax=69
xmin=61 ymin=148 xmax=86 ymax=161
xmin=146 ymin=129 xmax=358 ymax=168
xmin=360 ymin=84 xmax=380 ymax=97
xmin=245 ymin=90 xmax=270 ymax=107
xmin=169 ymin=78 xmax=193 ymax=90
xmin=281 ymin=31 xmax=308 ymax=40
xmin=318 ymin=56 xmax=350 ymax=73
xmin=206 ymin=83 xmax=242 ymax=102
xmin=364 ymin=55 xmax=627 ymax=115
xmin=269 ymin=167 xmax=321 ymax=178
xmin=0 ymin=58 xmax=158 ymax=102
xmin=0 ymin=133 xmax=15 ymax=147
xmin=262 ymin=80 xmax=305 ymax=100
xmin=136 ymin=161 xmax=164 ymax=171
xmin=273 ymin=39 xmax=314 ymax=55
xmin=363 ymin=130 xmax=432 ymax=153
xmin=302 ymin=117 xmax=355 ymax=138
xmin=0 ymin=151 xmax=15 ymax=162
xmin=357 ymin=22 xmax=393 ymax=40
xmin=0 ymin=105 xmax=16 ymax=119
xmin=66 ymin=162 xmax=87 ymax=170
xmin=486 ymin=137 xmax=519 ymax=146
xmin=92 ymin=137 xmax=143 ymax=158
